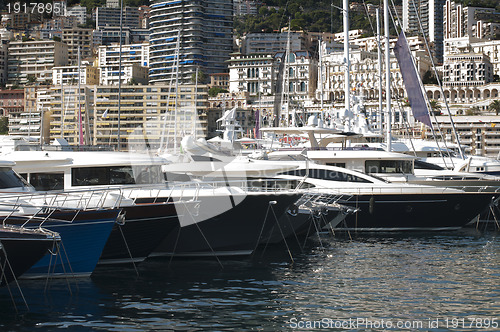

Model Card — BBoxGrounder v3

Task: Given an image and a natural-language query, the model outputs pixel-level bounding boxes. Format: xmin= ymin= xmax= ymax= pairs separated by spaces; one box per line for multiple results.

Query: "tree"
xmin=208 ymin=86 xmax=228 ymax=97
xmin=489 ymin=100 xmax=500 ymax=115
xmin=27 ymin=75 xmax=37 ymax=84
xmin=0 ymin=117 xmax=7 ymax=135
xmin=466 ymin=106 xmax=481 ymax=116
xmin=422 ymin=70 xmax=438 ymax=84
xmin=191 ymin=70 xmax=206 ymax=84
xmin=429 ymin=100 xmax=442 ymax=115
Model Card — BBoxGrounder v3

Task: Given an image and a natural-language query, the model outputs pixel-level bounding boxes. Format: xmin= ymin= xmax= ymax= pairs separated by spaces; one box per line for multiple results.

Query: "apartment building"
xmin=98 ymin=43 xmax=149 ymax=68
xmin=9 ymin=86 xmax=52 ymax=142
xmin=240 ymin=32 xmax=308 ymax=54
xmin=233 ymin=0 xmax=260 ymax=16
xmin=0 ymin=89 xmax=23 ymax=117
xmin=67 ymin=5 xmax=87 ymax=25
xmin=0 ymin=40 xmax=7 ymax=86
xmin=444 ymin=1 xmax=498 ymax=39
xmin=93 ymin=26 xmax=149 ymax=46
xmin=403 ymin=0 xmax=445 ymax=62
xmin=53 ymin=62 xmax=100 ymax=86
xmin=228 ymin=53 xmax=276 ymax=96
xmin=442 ymin=53 xmax=493 ymax=87
xmin=149 ymin=0 xmax=233 ymax=84
xmin=209 ymin=73 xmax=229 ymax=90
xmin=61 ymin=28 xmax=94 ymax=64
xmin=428 ymin=115 xmax=500 ymax=157
xmin=94 ymin=6 xmax=140 ymax=29
xmin=7 ymin=40 xmax=68 ymax=86
xmin=47 ymin=84 xmax=208 ymax=151
xmin=48 ymin=85 xmax=94 ymax=145
xmin=97 ymin=43 xmax=149 ymax=85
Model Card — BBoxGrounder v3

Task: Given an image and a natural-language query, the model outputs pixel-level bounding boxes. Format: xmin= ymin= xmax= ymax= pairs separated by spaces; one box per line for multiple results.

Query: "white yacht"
xmin=1 ymin=144 xmax=302 ymax=257
xmin=271 ymin=163 xmax=498 ymax=231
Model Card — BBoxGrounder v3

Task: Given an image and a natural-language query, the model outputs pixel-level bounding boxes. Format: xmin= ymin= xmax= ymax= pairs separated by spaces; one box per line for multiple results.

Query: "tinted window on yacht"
xmin=72 ymin=166 xmax=163 ymax=186
xmin=326 ymin=162 xmax=346 ymax=168
xmin=414 ymin=160 xmax=444 ymax=170
xmin=0 ymin=167 xmax=29 ymax=189
xmin=365 ymin=160 xmax=413 ymax=174
xmin=281 ymin=169 xmax=371 ymax=183
xmin=29 ymin=173 xmax=64 ymax=191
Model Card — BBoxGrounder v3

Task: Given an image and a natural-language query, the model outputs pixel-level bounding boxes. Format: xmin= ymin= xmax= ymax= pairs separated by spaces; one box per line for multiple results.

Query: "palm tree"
xmin=466 ymin=106 xmax=480 ymax=116
xmin=429 ymin=100 xmax=442 ymax=116
xmin=489 ymin=100 xmax=500 ymax=115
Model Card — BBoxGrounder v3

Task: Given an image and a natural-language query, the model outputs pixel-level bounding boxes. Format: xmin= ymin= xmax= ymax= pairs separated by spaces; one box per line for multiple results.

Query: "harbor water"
xmin=1 ymin=228 xmax=498 ymax=331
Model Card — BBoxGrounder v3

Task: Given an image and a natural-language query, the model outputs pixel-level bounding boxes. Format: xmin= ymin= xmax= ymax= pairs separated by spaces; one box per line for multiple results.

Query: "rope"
xmin=118 ymin=224 xmax=139 ymax=276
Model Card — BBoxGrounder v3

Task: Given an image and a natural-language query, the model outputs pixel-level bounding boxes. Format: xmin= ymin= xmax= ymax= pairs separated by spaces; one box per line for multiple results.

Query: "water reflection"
xmin=0 ymin=229 xmax=497 ymax=331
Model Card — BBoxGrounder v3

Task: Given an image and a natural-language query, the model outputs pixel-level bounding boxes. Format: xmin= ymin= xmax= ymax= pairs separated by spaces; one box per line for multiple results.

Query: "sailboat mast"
xmin=384 ymin=0 xmax=392 ymax=151
xmin=193 ymin=67 xmax=198 ymax=139
xmin=78 ymin=45 xmax=83 ymax=145
xmin=61 ymin=78 xmax=65 ymax=139
xmin=343 ymin=0 xmax=351 ymax=131
xmin=117 ymin=0 xmax=124 ymax=151
xmin=376 ymin=8 xmax=383 ymax=136
xmin=319 ymin=38 xmax=323 ymax=110
xmin=280 ymin=20 xmax=291 ymax=127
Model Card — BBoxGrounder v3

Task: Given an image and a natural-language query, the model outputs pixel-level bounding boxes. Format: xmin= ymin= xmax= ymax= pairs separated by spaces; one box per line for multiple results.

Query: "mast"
xmin=193 ymin=67 xmax=198 ymax=139
xmin=117 ymin=0 xmax=124 ymax=151
xmin=173 ymin=31 xmax=180 ymax=154
xmin=319 ymin=38 xmax=324 ymax=111
xmin=376 ymin=8 xmax=383 ymax=136
xmin=61 ymin=77 xmax=65 ymax=139
xmin=159 ymin=30 xmax=180 ymax=152
xmin=78 ymin=45 xmax=83 ymax=146
xmin=280 ymin=19 xmax=291 ymax=126
xmin=384 ymin=0 xmax=392 ymax=151
xmin=343 ymin=0 xmax=351 ymax=132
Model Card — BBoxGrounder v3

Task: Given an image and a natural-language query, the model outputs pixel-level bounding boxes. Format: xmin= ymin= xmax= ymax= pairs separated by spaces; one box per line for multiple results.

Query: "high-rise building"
xmin=7 ymin=40 xmax=68 ymax=86
xmin=61 ymin=28 xmax=94 ymax=64
xmin=149 ymin=0 xmax=233 ymax=84
xmin=403 ymin=0 xmax=445 ymax=63
xmin=66 ymin=5 xmax=88 ymax=25
xmin=94 ymin=6 xmax=140 ymax=29
xmin=240 ymin=32 xmax=308 ymax=54
xmin=444 ymin=1 xmax=498 ymax=39
xmin=233 ymin=0 xmax=260 ymax=16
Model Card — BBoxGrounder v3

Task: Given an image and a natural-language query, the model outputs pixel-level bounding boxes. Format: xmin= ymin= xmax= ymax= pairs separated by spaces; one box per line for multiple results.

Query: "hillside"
xmin=234 ymin=0 xmax=500 ymax=37
xmin=234 ymin=0 xmax=377 ymax=36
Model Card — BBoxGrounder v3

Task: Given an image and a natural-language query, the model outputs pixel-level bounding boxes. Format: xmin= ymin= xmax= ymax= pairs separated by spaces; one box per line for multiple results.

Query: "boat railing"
xmin=294 ymin=192 xmax=355 ymax=212
xmin=0 ymin=223 xmax=60 ymax=240
xmin=0 ymin=198 xmax=101 ymax=229
xmin=0 ymin=187 xmax=127 ymax=212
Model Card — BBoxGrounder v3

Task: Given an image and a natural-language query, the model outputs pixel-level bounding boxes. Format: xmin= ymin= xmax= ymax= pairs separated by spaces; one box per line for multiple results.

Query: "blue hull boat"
xmin=6 ymin=208 xmax=120 ymax=278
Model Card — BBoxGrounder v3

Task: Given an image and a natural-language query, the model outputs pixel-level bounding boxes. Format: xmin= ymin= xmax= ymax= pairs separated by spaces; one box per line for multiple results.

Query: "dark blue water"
xmin=1 ymin=228 xmax=499 ymax=331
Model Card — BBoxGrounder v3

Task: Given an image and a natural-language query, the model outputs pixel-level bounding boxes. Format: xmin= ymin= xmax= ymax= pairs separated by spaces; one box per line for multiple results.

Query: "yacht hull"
xmin=0 ymin=228 xmax=58 ymax=285
xmin=7 ymin=209 xmax=119 ymax=278
xmin=99 ymin=203 xmax=180 ymax=264
xmin=335 ymin=192 xmax=496 ymax=231
xmin=261 ymin=207 xmax=345 ymax=244
xmin=151 ymin=193 xmax=301 ymax=257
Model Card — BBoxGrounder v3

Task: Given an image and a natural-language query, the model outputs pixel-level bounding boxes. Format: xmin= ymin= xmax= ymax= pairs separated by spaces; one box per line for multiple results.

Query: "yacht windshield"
xmin=0 ymin=167 xmax=30 ymax=189
xmin=71 ymin=165 xmax=163 ymax=186
xmin=365 ymin=160 xmax=413 ymax=174
xmin=280 ymin=168 xmax=371 ymax=183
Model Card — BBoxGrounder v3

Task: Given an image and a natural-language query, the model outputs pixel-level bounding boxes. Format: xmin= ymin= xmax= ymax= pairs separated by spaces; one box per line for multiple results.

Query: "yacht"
xmin=0 ymin=168 xmax=121 ymax=278
xmin=0 ymin=224 xmax=60 ymax=285
xmin=271 ymin=163 xmax=497 ymax=231
xmin=2 ymin=146 xmax=303 ymax=257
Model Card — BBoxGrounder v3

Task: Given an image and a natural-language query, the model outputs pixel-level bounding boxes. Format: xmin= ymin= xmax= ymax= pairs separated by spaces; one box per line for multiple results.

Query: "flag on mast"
xmin=393 ymin=31 xmax=433 ymax=128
